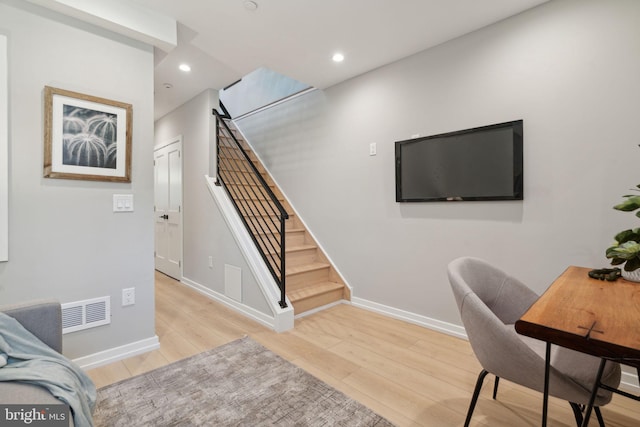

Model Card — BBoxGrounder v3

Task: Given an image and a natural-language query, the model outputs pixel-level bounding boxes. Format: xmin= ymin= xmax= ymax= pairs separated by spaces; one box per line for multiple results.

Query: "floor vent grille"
xmin=61 ymin=296 xmax=111 ymax=334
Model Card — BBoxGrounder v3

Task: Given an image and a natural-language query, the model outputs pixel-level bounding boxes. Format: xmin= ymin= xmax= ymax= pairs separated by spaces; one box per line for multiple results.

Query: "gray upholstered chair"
xmin=447 ymin=257 xmax=621 ymax=427
xmin=0 ymin=300 xmax=74 ymax=426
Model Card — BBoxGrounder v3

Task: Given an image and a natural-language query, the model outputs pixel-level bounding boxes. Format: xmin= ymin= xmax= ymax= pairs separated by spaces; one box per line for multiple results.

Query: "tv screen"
xmin=395 ymin=120 xmax=523 ymax=202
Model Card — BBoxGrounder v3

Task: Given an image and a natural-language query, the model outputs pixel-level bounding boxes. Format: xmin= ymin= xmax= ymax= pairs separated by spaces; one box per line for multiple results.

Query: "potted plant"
xmin=605 ymin=184 xmax=640 ymax=281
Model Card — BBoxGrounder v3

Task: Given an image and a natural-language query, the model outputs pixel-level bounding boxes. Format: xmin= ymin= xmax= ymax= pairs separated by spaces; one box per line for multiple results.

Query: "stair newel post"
xmin=279 ymin=214 xmax=287 ymax=308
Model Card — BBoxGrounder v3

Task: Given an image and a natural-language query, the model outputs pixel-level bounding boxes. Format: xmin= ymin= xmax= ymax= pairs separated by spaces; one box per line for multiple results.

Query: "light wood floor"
xmin=86 ymin=272 xmax=640 ymax=426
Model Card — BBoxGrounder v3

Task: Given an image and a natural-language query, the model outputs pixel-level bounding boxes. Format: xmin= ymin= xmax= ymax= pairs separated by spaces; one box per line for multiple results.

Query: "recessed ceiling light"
xmin=244 ymin=1 xmax=258 ymax=11
xmin=179 ymin=64 xmax=191 ymax=72
xmin=332 ymin=53 xmax=344 ymax=63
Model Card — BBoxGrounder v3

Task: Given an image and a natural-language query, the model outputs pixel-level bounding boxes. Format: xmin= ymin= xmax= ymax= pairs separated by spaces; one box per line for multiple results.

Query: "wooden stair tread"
xmin=257 ymin=227 xmax=304 ymax=236
xmin=264 ymin=244 xmax=316 ymax=257
xmin=286 ymin=227 xmax=305 ymax=233
xmin=286 ymin=262 xmax=330 ymax=276
xmin=229 ymin=194 xmax=285 ymax=202
xmin=287 ymin=281 xmax=344 ymax=302
xmin=287 ymin=244 xmax=316 ymax=253
xmin=222 ymin=181 xmax=276 ymax=188
xmin=256 ymin=228 xmax=305 ymax=237
xmin=242 ymin=211 xmax=292 ymax=219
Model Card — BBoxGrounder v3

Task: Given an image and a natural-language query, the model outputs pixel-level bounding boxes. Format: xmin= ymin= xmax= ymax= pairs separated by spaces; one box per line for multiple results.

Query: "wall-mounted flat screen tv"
xmin=395 ymin=120 xmax=523 ymax=202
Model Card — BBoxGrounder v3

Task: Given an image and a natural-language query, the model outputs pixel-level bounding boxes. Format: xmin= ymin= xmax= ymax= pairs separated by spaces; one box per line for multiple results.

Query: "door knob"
xmin=159 ymin=214 xmax=169 ymax=220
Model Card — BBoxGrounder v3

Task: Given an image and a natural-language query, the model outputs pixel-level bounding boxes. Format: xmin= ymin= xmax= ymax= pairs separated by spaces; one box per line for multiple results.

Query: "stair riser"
xmin=219 ymin=171 xmax=269 ymax=186
xmin=260 ymin=231 xmax=306 ymax=248
xmin=260 ymin=251 xmax=317 ymax=270
xmin=287 ymin=267 xmax=330 ymax=289
xmin=235 ymin=202 xmax=287 ymax=216
xmin=236 ymin=210 xmax=287 ymax=227
xmin=256 ymin=237 xmax=284 ymax=258
xmin=218 ymin=155 xmax=264 ymax=171
xmin=285 ymin=231 xmax=306 ymax=246
xmin=260 ymin=249 xmax=320 ymax=274
xmin=227 ymin=193 xmax=285 ymax=203
xmin=244 ymin=218 xmax=297 ymax=235
xmin=290 ymin=288 xmax=344 ymax=313
xmin=222 ymin=178 xmax=275 ymax=189
xmin=218 ymin=160 xmax=270 ymax=181
xmin=218 ymin=133 xmax=251 ymax=147
xmin=218 ymin=147 xmax=259 ymax=164
xmin=223 ymin=186 xmax=280 ymax=204
xmin=286 ymin=248 xmax=319 ymax=267
xmin=218 ymin=158 xmax=261 ymax=174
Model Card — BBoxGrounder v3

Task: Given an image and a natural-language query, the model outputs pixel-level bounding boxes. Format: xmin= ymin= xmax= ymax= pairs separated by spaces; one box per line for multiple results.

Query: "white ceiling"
xmin=130 ymin=0 xmax=549 ymax=119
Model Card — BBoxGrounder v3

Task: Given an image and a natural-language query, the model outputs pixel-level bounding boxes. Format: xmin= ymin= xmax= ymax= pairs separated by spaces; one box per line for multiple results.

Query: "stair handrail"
xmin=213 ymin=107 xmax=289 ymax=309
xmin=213 ymin=109 xmax=288 ymax=219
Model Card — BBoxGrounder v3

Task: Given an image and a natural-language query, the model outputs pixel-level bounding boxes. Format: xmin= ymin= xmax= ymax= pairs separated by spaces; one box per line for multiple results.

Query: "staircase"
xmin=215 ymin=116 xmax=350 ymax=314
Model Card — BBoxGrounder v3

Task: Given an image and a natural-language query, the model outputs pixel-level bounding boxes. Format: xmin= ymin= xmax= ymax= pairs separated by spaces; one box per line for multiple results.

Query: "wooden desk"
xmin=515 ymin=266 xmax=640 ymax=427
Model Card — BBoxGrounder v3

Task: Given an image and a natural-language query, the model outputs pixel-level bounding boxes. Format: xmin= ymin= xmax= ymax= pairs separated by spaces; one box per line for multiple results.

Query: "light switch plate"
xmin=113 ymin=194 xmax=134 ymax=212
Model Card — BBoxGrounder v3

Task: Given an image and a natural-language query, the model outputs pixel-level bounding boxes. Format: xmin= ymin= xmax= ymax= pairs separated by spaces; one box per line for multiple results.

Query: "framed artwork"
xmin=44 ymin=86 xmax=132 ymax=182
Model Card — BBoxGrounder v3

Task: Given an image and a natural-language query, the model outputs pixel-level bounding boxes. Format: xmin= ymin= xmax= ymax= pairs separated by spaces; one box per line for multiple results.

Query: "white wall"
xmin=235 ymin=0 xmax=640 ymax=326
xmin=220 ymin=67 xmax=310 ymax=118
xmin=154 ymin=90 xmax=272 ymax=316
xmin=0 ymin=0 xmax=156 ymax=358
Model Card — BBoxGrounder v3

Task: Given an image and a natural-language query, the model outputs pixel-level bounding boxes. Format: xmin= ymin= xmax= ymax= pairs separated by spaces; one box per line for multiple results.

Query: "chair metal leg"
xmin=465 ymin=369 xmax=489 ymax=427
xmin=569 ymin=403 xmax=606 ymax=427
xmin=543 ymin=342 xmax=551 ymax=427
xmin=594 ymin=407 xmax=605 ymax=427
xmin=581 ymin=359 xmax=607 ymax=427
xmin=569 ymin=402 xmax=584 ymax=427
xmin=492 ymin=376 xmax=500 ymax=400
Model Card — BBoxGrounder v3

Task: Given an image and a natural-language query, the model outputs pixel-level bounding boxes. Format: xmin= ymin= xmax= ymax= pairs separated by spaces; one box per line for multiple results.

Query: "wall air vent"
xmin=61 ymin=296 xmax=111 ymax=334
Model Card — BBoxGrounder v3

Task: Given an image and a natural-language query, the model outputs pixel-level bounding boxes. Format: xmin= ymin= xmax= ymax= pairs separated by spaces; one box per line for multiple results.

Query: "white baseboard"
xmin=181 ymin=276 xmax=293 ymax=332
xmin=350 ymin=297 xmax=467 ymax=339
xmin=351 ymin=296 xmax=640 ymax=394
xmin=621 ymin=369 xmax=640 ymax=394
xmin=73 ymin=335 xmax=159 ymax=370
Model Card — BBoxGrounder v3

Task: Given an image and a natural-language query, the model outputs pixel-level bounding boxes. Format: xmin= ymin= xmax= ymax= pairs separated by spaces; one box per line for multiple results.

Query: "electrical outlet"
xmin=122 ymin=287 xmax=135 ymax=306
xmin=208 ymin=256 xmax=214 ymax=269
xmin=369 ymin=142 xmax=377 ymax=156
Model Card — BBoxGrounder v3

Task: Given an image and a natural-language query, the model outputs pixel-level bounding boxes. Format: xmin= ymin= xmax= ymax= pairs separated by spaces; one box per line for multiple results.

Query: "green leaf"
xmin=625 ymin=257 xmax=640 ymax=271
xmin=614 ymin=196 xmax=640 ymax=212
xmin=606 ymin=240 xmax=640 ymax=260
xmin=614 ymin=228 xmax=640 ymax=244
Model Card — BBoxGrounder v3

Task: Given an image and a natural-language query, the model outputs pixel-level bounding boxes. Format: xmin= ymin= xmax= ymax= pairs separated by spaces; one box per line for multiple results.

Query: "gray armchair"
xmin=0 ymin=300 xmax=72 ymax=423
xmin=447 ymin=257 xmax=621 ymax=427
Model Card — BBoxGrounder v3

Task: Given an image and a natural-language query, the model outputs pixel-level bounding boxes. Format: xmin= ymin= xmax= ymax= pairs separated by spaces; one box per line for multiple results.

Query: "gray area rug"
xmin=93 ymin=336 xmax=394 ymax=426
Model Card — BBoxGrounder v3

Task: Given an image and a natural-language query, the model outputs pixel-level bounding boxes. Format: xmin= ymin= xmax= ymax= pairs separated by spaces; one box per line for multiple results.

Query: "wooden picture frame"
xmin=44 ymin=86 xmax=132 ymax=182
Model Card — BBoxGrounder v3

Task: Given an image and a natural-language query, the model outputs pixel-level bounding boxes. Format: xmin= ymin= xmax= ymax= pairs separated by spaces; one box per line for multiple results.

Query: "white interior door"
xmin=154 ymin=138 xmax=182 ymax=279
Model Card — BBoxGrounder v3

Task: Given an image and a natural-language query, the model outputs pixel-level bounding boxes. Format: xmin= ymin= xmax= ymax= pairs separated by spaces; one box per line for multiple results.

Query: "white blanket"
xmin=0 ymin=312 xmax=96 ymax=427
